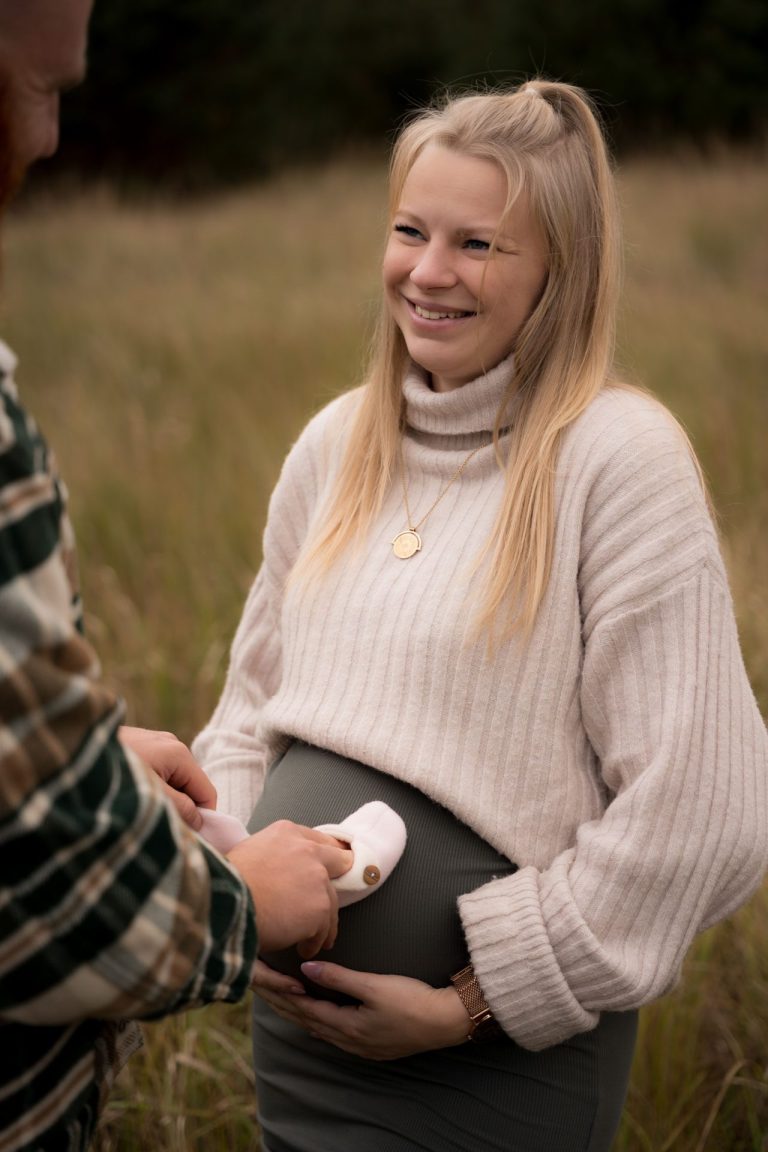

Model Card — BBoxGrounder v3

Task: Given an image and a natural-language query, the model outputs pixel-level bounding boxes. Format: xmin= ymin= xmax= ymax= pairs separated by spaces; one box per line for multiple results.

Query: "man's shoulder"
xmin=0 ymin=340 xmax=38 ymax=465
xmin=0 ymin=390 xmax=48 ymax=487
xmin=0 ymin=340 xmax=20 ymax=455
xmin=0 ymin=339 xmax=18 ymax=387
xmin=0 ymin=345 xmax=63 ymax=589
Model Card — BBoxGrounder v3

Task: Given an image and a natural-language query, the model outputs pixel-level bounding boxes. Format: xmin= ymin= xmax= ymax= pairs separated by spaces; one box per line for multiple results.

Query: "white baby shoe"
xmin=314 ymin=801 xmax=407 ymax=908
xmin=197 ymin=801 xmax=407 ymax=908
xmin=197 ymin=808 xmax=250 ymax=855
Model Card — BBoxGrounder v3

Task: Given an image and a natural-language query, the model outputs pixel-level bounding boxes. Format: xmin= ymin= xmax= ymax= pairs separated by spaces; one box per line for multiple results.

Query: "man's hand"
xmin=227 ymin=822 xmax=353 ymax=958
xmin=119 ymin=726 xmax=216 ymax=831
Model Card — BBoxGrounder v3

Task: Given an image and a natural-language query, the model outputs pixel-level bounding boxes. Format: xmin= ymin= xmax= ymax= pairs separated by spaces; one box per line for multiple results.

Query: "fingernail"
xmin=288 ymin=985 xmax=306 ymax=995
xmin=301 ymin=961 xmax=323 ymax=980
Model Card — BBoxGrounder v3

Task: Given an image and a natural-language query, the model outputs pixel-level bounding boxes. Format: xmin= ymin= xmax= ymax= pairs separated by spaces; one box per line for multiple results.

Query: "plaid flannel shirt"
xmin=0 ymin=343 xmax=256 ymax=1151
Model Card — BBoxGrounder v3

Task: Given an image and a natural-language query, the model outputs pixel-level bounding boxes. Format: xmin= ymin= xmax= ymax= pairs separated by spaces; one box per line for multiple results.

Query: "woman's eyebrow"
xmin=455 ymin=225 xmax=500 ymax=239
xmin=393 ymin=208 xmax=425 ymax=224
xmin=456 ymin=226 xmax=519 ymax=247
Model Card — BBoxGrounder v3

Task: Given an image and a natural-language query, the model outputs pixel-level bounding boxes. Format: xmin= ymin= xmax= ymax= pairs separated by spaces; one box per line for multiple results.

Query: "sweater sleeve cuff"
xmin=458 ymin=865 xmax=598 ymax=1051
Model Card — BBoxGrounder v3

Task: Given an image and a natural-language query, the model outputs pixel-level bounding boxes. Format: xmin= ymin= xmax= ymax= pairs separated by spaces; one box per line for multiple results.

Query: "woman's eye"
xmin=464 ymin=238 xmax=491 ymax=252
xmin=394 ymin=223 xmax=423 ymax=240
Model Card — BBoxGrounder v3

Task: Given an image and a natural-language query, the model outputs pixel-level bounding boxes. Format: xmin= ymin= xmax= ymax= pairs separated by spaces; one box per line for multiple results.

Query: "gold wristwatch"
xmin=450 ymin=963 xmax=500 ymax=1042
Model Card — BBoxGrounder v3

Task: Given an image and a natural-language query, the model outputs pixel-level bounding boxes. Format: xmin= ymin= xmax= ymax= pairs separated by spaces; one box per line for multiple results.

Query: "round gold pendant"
xmin=392 ymin=530 xmax=422 ymax=559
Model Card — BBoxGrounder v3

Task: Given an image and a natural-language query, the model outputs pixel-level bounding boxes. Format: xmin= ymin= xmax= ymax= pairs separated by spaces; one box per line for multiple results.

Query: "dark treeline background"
xmin=45 ymin=0 xmax=768 ymax=192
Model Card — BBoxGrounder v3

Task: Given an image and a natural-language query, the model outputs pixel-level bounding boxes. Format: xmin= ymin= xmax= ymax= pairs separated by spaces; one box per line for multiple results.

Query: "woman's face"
xmin=383 ymin=145 xmax=548 ymax=392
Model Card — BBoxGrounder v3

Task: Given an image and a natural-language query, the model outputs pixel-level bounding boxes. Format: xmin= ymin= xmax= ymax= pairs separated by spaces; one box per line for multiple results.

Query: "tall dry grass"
xmin=2 ymin=153 xmax=766 ymax=1151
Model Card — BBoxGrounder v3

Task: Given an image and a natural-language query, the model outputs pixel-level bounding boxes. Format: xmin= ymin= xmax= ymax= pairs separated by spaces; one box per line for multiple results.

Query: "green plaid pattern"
xmin=0 ymin=344 xmax=256 ymax=1151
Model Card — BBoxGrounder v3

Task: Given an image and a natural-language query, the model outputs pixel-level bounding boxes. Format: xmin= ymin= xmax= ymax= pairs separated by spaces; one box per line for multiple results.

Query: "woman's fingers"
xmin=250 ymin=958 xmax=305 ymax=995
xmin=300 ymin=961 xmax=375 ymax=1001
xmin=257 ymin=993 xmax=307 ymax=1026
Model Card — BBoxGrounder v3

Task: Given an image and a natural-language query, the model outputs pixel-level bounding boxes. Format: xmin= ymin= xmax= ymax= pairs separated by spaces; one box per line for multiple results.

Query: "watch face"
xmin=470 ymin=1010 xmax=499 ymax=1042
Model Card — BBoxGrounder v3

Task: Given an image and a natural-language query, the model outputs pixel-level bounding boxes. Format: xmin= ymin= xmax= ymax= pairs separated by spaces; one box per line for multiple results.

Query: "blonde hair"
xmin=294 ymin=79 xmax=622 ymax=637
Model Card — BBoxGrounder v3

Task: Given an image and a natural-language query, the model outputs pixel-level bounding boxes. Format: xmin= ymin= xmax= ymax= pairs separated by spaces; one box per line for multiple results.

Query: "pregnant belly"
xmin=247 ymin=742 xmax=517 ymax=1001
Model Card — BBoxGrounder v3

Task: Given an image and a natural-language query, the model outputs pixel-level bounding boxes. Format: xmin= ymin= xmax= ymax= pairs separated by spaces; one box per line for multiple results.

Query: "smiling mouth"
xmin=410 ymin=301 xmax=476 ymax=321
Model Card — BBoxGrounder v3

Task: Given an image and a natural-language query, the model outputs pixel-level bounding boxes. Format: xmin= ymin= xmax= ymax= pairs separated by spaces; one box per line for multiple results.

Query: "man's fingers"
xmin=299 ymin=827 xmax=351 ymax=850
xmin=325 ymin=882 xmax=340 ymax=950
xmin=296 ymin=935 xmax=324 ymax=961
xmin=297 ymin=885 xmax=338 ymax=960
xmin=120 ymin=726 xmax=217 ymax=809
xmin=163 ymin=752 xmax=217 ymax=809
xmin=316 ymin=844 xmax=354 ymax=878
xmin=297 ymin=917 xmax=334 ymax=960
xmin=159 ymin=780 xmax=203 ymax=830
xmin=299 ymin=827 xmax=344 ymax=844
xmin=322 ymin=900 xmax=340 ymax=952
xmin=275 ymin=825 xmax=352 ymax=877
xmin=236 ymin=822 xmax=349 ymax=953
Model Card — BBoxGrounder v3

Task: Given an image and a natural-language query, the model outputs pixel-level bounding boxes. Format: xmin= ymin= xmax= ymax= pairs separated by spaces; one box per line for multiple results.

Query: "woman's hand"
xmin=119 ymin=726 xmax=216 ymax=830
xmin=251 ymin=959 xmax=470 ymax=1060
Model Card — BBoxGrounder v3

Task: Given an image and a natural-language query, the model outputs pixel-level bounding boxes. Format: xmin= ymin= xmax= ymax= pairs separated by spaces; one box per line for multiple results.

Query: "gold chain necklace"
xmin=391 ymin=438 xmax=486 ymax=559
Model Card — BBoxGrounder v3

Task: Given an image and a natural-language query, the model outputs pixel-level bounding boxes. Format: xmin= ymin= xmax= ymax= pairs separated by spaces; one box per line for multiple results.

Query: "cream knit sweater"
xmin=194 ymin=357 xmax=768 ymax=1051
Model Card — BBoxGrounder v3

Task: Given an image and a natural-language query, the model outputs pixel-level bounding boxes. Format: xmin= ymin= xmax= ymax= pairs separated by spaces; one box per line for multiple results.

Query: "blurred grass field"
xmin=2 ymin=153 xmax=767 ymax=1151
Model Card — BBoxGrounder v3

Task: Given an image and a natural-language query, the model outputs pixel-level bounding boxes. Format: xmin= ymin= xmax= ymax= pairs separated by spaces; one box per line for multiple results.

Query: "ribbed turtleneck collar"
xmin=402 ymin=354 xmax=519 ymax=439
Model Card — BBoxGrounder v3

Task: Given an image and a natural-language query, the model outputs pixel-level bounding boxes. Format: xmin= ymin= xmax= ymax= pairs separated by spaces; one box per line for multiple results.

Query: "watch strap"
xmin=450 ymin=963 xmax=500 ymax=1042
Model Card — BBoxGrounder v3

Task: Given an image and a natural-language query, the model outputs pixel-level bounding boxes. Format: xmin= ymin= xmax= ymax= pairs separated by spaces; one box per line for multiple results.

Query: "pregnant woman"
xmin=193 ymin=80 xmax=768 ymax=1151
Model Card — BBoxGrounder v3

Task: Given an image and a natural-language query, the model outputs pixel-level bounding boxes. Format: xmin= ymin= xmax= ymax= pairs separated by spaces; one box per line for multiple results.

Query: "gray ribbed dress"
xmin=248 ymin=743 xmax=637 ymax=1152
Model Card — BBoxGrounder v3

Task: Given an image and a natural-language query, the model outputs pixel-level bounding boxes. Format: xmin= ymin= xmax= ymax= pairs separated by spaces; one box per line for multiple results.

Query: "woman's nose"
xmin=409 ymin=244 xmax=458 ymax=290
